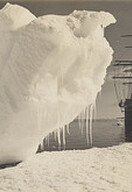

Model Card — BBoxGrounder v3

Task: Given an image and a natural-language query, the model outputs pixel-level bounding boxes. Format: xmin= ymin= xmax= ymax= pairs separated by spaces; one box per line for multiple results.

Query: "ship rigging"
xmin=113 ymin=35 xmax=132 ymax=141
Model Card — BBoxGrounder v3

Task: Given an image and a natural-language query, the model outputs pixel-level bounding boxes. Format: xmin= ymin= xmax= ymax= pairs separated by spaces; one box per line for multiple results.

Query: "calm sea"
xmin=38 ymin=119 xmax=125 ymax=152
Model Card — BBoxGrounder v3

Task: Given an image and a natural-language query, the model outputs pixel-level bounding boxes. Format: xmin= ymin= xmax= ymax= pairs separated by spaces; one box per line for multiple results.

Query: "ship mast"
xmin=113 ymin=37 xmax=132 ymax=141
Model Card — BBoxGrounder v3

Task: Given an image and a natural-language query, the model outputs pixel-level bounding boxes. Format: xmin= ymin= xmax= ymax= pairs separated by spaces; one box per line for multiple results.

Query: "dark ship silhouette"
xmin=113 ymin=35 xmax=132 ymax=141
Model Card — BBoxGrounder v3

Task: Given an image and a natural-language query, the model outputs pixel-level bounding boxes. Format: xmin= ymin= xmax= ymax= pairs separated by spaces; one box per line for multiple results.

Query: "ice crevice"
xmin=0 ymin=3 xmax=116 ymax=164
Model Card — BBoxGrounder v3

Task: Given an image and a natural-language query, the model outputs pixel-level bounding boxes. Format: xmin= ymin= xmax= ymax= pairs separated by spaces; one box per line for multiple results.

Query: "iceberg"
xmin=0 ymin=3 xmax=116 ymax=164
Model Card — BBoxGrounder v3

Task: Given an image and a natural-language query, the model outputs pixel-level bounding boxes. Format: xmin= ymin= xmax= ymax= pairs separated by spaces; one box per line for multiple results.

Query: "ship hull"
xmin=125 ymin=99 xmax=132 ymax=142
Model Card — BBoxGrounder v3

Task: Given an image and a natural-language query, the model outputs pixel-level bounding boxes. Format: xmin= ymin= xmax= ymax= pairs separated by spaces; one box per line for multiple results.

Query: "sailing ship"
xmin=113 ymin=35 xmax=132 ymax=141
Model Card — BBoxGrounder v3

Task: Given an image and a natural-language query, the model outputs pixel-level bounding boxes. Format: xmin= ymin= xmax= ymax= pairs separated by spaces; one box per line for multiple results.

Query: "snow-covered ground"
xmin=0 ymin=143 xmax=131 ymax=192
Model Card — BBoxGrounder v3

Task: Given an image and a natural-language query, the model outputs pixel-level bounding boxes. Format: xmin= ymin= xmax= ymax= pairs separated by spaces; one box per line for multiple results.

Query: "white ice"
xmin=0 ymin=3 xmax=116 ymax=164
xmin=0 ymin=143 xmax=131 ymax=192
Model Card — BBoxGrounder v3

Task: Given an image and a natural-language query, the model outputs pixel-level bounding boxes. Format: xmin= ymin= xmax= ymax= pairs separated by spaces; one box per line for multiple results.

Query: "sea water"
xmin=38 ymin=119 xmax=125 ymax=152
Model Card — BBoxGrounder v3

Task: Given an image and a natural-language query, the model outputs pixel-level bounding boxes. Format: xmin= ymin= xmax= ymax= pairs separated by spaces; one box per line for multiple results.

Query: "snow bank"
xmin=0 ymin=3 xmax=116 ymax=164
xmin=0 ymin=143 xmax=132 ymax=192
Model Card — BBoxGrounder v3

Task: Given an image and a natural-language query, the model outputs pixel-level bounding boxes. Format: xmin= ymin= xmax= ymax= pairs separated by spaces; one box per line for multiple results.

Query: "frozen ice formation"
xmin=0 ymin=3 xmax=116 ymax=164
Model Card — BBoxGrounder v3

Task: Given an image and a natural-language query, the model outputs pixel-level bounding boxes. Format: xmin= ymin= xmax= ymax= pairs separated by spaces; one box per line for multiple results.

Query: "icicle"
xmin=89 ymin=105 xmax=93 ymax=147
xmin=57 ymin=128 xmax=61 ymax=150
xmin=45 ymin=136 xmax=47 ymax=144
xmin=81 ymin=109 xmax=85 ymax=136
xmin=44 ymin=136 xmax=49 ymax=148
xmin=79 ymin=113 xmax=82 ymax=132
xmin=85 ymin=106 xmax=89 ymax=145
xmin=40 ymin=140 xmax=44 ymax=151
xmin=43 ymin=139 xmax=45 ymax=150
xmin=47 ymin=134 xmax=50 ymax=148
xmin=78 ymin=112 xmax=83 ymax=138
xmin=62 ymin=126 xmax=66 ymax=150
xmin=93 ymin=102 xmax=97 ymax=120
xmin=54 ymin=130 xmax=57 ymax=142
xmin=78 ymin=114 xmax=81 ymax=131
xmin=38 ymin=142 xmax=43 ymax=152
xmin=66 ymin=124 xmax=70 ymax=135
xmin=56 ymin=99 xmax=61 ymax=150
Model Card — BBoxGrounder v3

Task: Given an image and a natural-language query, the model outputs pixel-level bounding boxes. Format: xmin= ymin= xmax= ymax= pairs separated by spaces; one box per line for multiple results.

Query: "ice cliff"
xmin=0 ymin=3 xmax=116 ymax=164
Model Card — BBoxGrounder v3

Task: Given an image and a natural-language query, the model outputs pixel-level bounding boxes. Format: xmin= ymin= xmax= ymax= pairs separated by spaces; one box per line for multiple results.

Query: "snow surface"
xmin=0 ymin=143 xmax=131 ymax=192
xmin=0 ymin=3 xmax=116 ymax=164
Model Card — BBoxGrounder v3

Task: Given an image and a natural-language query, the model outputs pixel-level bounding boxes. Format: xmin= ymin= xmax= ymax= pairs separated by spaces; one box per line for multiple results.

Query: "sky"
xmin=0 ymin=0 xmax=131 ymax=119
xmin=1 ymin=0 xmax=132 ymax=2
